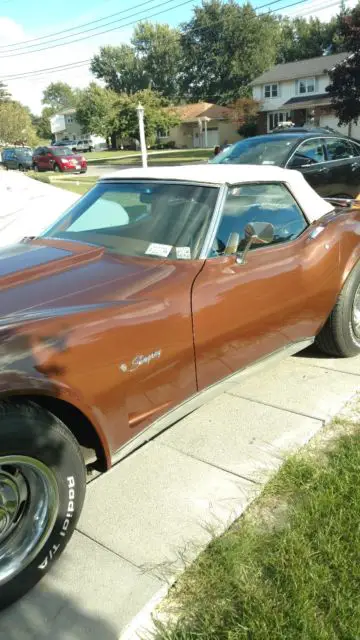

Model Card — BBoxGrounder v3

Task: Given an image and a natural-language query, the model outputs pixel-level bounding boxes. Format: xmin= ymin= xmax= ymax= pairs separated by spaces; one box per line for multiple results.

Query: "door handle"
xmin=351 ymin=162 xmax=359 ymax=171
xmin=318 ymin=166 xmax=330 ymax=173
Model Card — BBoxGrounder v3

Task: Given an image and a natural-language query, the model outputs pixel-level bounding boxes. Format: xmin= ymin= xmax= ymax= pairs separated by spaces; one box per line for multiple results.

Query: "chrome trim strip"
xmin=111 ymin=338 xmax=314 ymax=466
xmin=199 ymin=183 xmax=228 ymax=259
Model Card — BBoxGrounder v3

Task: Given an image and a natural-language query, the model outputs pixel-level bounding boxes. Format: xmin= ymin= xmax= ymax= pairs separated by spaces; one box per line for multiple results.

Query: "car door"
xmin=191 ymin=181 xmax=340 ymax=391
xmin=286 ymin=137 xmax=331 ymax=196
xmin=3 ymin=150 xmax=15 ymax=169
xmin=34 ymin=147 xmax=46 ymax=171
xmin=43 ymin=147 xmax=54 ymax=171
xmin=324 ymin=137 xmax=360 ymax=198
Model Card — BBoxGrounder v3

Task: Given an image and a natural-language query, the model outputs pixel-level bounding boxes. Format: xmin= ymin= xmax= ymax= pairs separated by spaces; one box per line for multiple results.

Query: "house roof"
xmin=101 ymin=164 xmax=333 ymax=223
xmin=250 ymin=52 xmax=349 ymax=86
xmin=172 ymin=102 xmax=234 ymax=122
xmin=281 ymin=93 xmax=332 ymax=111
xmin=53 ymin=108 xmax=76 ymax=116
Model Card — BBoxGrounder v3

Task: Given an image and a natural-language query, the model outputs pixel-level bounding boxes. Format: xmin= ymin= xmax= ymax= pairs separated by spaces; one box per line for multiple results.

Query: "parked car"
xmin=1 ymin=164 xmax=360 ymax=609
xmin=71 ymin=139 xmax=94 ymax=153
xmin=32 ymin=146 xmax=87 ymax=173
xmin=211 ymin=131 xmax=360 ymax=199
xmin=52 ymin=140 xmax=72 ymax=147
xmin=1 ymin=147 xmax=33 ymax=171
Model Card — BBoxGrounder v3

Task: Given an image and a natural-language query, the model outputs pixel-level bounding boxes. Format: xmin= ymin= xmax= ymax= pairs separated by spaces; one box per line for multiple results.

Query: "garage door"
xmin=206 ymin=129 xmax=219 ymax=147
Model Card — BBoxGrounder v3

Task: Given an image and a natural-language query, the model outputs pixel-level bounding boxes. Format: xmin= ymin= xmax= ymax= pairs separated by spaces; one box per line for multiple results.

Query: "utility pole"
xmin=136 ymin=103 xmax=148 ymax=168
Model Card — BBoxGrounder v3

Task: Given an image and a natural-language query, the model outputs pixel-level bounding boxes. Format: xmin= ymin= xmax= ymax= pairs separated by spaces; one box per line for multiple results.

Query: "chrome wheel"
xmin=352 ymin=284 xmax=360 ymax=339
xmin=0 ymin=456 xmax=59 ymax=587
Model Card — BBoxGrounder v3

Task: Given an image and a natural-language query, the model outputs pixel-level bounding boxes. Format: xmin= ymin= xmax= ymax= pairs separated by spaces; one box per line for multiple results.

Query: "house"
xmin=250 ymin=52 xmax=360 ymax=138
xmin=50 ymin=109 xmax=83 ymax=142
xmin=49 ymin=108 xmax=106 ymax=147
xmin=162 ymin=102 xmax=241 ymax=149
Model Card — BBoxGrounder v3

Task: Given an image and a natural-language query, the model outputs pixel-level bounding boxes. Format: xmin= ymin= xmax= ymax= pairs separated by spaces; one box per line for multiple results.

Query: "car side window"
xmin=326 ymin=138 xmax=356 ymax=161
xmin=351 ymin=141 xmax=360 ymax=156
xmin=289 ymin=138 xmax=325 ymax=167
xmin=212 ymin=183 xmax=308 ymax=256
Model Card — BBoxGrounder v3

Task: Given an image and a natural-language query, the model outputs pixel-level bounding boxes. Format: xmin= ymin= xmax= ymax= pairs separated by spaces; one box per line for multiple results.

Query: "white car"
xmin=71 ymin=139 xmax=94 ymax=153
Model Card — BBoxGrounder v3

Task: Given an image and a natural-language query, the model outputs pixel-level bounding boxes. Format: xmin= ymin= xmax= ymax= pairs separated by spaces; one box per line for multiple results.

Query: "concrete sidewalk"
xmin=0 ymin=346 xmax=359 ymax=640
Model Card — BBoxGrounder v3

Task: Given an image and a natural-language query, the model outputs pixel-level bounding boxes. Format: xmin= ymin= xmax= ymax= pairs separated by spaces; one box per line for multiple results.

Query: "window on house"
xmin=66 ymin=117 xmax=73 ymax=124
xmin=268 ymin=111 xmax=291 ymax=131
xmin=157 ymin=129 xmax=170 ymax=139
xmin=298 ymin=78 xmax=315 ymax=94
xmin=264 ymin=83 xmax=279 ymax=98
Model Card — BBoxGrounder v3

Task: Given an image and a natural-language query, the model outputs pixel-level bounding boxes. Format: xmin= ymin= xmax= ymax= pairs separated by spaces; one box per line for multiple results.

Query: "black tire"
xmin=316 ymin=260 xmax=360 ymax=357
xmin=0 ymin=401 xmax=86 ymax=610
xmin=54 ymin=163 xmax=62 ymax=173
xmin=18 ymin=164 xmax=24 ymax=172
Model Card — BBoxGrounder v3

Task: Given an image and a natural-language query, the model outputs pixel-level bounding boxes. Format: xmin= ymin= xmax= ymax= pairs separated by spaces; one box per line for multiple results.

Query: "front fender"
xmin=341 ymin=244 xmax=360 ymax=288
xmin=0 ymin=369 xmax=111 ymax=466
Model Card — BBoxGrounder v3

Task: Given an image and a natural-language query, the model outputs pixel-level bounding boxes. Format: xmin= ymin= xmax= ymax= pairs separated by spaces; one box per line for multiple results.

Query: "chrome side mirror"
xmin=236 ymin=221 xmax=275 ymax=264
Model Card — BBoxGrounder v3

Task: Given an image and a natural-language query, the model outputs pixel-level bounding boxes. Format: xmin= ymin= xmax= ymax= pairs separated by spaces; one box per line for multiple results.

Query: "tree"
xmin=231 ymin=97 xmax=260 ymax=137
xmin=131 ymin=22 xmax=182 ymax=98
xmin=114 ymin=89 xmax=180 ymax=145
xmin=180 ymin=0 xmax=282 ymax=104
xmin=76 ymin=83 xmax=118 ymax=140
xmin=0 ymin=82 xmax=10 ymax=102
xmin=277 ymin=16 xmax=339 ymax=63
xmin=327 ymin=4 xmax=360 ymax=125
xmin=90 ymin=45 xmax=149 ymax=94
xmin=0 ymin=101 xmax=38 ymax=145
xmin=33 ymin=107 xmax=55 ymax=140
xmin=42 ymin=82 xmax=78 ymax=111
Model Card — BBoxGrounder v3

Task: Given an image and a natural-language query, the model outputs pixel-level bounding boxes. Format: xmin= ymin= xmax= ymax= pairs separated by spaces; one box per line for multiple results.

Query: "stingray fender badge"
xmin=119 ymin=350 xmax=161 ymax=373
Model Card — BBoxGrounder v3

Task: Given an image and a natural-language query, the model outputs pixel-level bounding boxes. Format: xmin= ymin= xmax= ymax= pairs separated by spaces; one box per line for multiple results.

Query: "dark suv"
xmin=1 ymin=147 xmax=33 ymax=171
xmin=211 ymin=130 xmax=360 ymax=198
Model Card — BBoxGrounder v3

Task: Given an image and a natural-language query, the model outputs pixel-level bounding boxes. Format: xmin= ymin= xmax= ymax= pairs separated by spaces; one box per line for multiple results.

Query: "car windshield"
xmin=210 ymin=136 xmax=298 ymax=165
xmin=43 ymin=181 xmax=219 ymax=260
xmin=51 ymin=147 xmax=74 ymax=156
xmin=19 ymin=149 xmax=32 ymax=157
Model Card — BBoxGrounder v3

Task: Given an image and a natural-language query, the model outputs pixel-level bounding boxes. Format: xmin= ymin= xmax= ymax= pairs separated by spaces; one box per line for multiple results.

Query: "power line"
xmin=0 ymin=0 xmax=196 ymax=58
xmin=0 ymin=0 xmax=165 ymax=52
xmin=0 ymin=0 xmax=334 ymax=80
xmin=0 ymin=0 xmax=308 ymax=63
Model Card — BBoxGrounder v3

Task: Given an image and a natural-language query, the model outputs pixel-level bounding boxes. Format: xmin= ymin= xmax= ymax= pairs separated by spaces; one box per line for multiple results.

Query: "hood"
xmin=0 ymin=238 xmax=168 ymax=321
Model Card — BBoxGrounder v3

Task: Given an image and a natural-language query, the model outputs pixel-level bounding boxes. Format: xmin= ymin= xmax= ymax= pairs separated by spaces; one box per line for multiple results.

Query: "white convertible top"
xmin=104 ymin=164 xmax=334 ymax=223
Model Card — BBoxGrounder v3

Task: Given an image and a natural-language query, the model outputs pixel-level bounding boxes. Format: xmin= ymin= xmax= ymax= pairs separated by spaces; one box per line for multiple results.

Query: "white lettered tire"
xmin=0 ymin=401 xmax=86 ymax=609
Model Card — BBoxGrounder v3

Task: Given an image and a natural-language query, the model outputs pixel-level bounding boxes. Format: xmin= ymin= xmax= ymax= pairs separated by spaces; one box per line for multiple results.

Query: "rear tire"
xmin=316 ymin=260 xmax=360 ymax=357
xmin=18 ymin=164 xmax=24 ymax=172
xmin=0 ymin=401 xmax=86 ymax=610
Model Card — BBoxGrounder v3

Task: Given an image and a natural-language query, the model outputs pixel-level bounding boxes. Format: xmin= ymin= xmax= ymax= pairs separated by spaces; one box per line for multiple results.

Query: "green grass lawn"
xmin=27 ymin=171 xmax=97 ymax=195
xmin=52 ymin=180 xmax=94 ymax=195
xmin=154 ymin=413 xmax=360 ymax=640
xmin=85 ymin=149 xmax=213 ymax=165
xmin=83 ymin=150 xmax=134 ymax=161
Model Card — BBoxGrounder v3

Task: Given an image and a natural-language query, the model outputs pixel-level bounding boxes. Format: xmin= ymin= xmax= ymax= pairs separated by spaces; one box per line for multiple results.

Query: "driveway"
xmin=0 ymin=346 xmax=359 ymax=639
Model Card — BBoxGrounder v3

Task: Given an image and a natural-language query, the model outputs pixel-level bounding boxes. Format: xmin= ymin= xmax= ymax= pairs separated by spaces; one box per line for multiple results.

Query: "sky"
xmin=0 ymin=0 xmax=357 ymax=114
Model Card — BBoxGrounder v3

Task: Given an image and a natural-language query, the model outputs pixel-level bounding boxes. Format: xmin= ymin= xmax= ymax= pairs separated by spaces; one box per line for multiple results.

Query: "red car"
xmin=32 ymin=145 xmax=87 ymax=174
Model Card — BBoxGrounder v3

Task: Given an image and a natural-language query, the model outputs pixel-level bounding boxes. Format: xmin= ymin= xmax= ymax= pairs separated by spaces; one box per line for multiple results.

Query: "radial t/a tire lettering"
xmin=0 ymin=401 xmax=86 ymax=610
xmin=316 ymin=259 xmax=360 ymax=357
